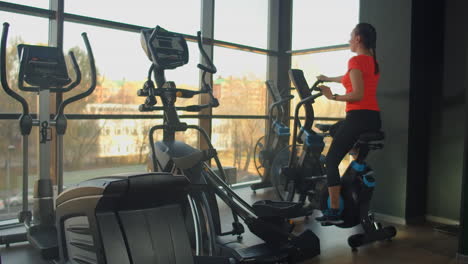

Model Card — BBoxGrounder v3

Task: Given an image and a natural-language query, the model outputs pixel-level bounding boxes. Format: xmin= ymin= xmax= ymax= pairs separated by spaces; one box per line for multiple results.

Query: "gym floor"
xmin=220 ymin=187 xmax=459 ymax=264
xmin=0 ymin=186 xmax=459 ymax=264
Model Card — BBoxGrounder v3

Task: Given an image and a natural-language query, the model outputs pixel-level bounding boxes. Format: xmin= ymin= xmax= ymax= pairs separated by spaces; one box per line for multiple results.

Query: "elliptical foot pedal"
xmin=27 ymin=225 xmax=59 ymax=260
xmin=290 ymin=230 xmax=321 ymax=261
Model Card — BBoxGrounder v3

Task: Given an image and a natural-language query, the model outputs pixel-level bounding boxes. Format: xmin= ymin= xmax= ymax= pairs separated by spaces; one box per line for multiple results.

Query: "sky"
xmin=1 ymin=0 xmax=359 ymax=86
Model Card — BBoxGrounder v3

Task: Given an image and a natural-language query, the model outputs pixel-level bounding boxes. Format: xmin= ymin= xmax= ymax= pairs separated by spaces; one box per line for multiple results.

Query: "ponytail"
xmin=355 ymin=23 xmax=379 ymax=75
xmin=372 ymin=48 xmax=379 ymax=74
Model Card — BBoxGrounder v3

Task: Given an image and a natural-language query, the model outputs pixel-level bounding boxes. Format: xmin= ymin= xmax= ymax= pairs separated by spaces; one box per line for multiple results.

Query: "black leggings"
xmin=325 ymin=110 xmax=381 ymax=187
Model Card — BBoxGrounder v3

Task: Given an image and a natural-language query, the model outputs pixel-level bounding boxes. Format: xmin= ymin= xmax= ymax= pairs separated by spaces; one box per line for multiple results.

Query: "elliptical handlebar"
xmin=1 ymin=23 xmax=96 ymax=116
xmin=196 ymin=31 xmax=219 ymax=108
xmin=57 ymin=32 xmax=96 ymax=116
xmin=196 ymin=31 xmax=216 ymax=75
xmin=271 ymin=94 xmax=294 ymax=109
xmin=57 ymin=50 xmax=81 ymax=93
xmin=294 ymin=78 xmax=325 ymax=126
xmin=311 ymin=79 xmax=324 ymax=92
xmin=1 ymin=22 xmax=29 ymax=115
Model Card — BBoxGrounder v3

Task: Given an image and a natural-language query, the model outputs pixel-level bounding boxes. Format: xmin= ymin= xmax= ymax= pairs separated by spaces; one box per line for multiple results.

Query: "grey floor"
xmin=0 ymin=186 xmax=459 ymax=264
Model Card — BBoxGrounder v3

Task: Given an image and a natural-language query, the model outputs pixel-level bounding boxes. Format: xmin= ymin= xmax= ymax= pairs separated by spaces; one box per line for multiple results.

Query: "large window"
xmin=292 ymin=0 xmax=359 ymax=50
xmin=0 ymin=1 xmax=362 ymax=224
xmin=214 ymin=0 xmax=268 ymax=48
xmin=65 ymin=0 xmax=201 ymax=35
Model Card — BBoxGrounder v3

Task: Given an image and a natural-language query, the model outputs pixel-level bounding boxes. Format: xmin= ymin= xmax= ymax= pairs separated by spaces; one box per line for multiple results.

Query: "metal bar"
xmin=50 ymin=0 xmax=64 ymax=194
xmin=288 ymin=44 xmax=350 ymax=56
xmin=63 ymin=13 xmax=145 ymax=33
xmin=0 ymin=1 xmax=54 ymax=18
xmin=38 ymin=89 xmax=51 ymax=182
xmin=22 ymin=136 xmax=28 ymax=212
xmin=212 ymin=39 xmax=273 ymax=55
xmin=0 ymin=113 xmax=37 ymax=119
xmin=57 ymin=135 xmax=63 ymax=194
xmin=0 ymin=113 xmax=343 ymax=121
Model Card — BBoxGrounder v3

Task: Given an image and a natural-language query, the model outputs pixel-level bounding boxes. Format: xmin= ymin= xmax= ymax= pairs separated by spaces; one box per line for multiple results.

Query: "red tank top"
xmin=341 ymin=55 xmax=380 ymax=112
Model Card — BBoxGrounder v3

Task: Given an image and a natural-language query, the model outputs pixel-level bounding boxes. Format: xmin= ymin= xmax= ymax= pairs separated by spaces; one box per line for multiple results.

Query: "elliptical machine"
xmin=0 ymin=22 xmax=96 ymax=258
xmin=138 ymin=25 xmax=320 ymax=263
xmin=277 ymin=69 xmax=397 ymax=250
xmin=250 ymin=80 xmax=293 ymax=192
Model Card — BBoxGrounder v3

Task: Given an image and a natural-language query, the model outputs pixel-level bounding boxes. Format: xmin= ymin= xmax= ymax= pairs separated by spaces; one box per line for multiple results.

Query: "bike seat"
xmin=252 ymin=200 xmax=305 ymax=218
xmin=358 ymin=131 xmax=385 ymax=142
xmin=315 ymin=123 xmax=332 ymax=133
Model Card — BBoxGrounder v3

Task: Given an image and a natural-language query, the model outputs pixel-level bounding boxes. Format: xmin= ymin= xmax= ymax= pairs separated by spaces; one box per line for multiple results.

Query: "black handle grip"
xmin=311 ymin=80 xmax=324 ymax=91
xmin=197 ymin=63 xmax=216 ymax=74
xmin=1 ymin=22 xmax=30 ymax=115
xmin=59 ymin=51 xmax=82 ymax=93
xmin=57 ymin=32 xmax=96 ymax=115
xmin=197 ymin=31 xmax=217 ymax=74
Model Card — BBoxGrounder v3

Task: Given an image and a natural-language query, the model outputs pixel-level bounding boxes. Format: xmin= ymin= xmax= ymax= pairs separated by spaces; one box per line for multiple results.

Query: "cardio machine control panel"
xmin=140 ymin=26 xmax=189 ymax=70
xmin=18 ymin=44 xmax=71 ymax=88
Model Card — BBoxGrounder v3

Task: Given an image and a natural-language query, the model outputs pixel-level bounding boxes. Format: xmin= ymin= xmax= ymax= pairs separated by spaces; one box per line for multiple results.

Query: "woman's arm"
xmin=334 ymin=69 xmax=364 ymax=102
xmin=317 ymin=75 xmax=344 ymax=83
xmin=328 ymin=76 xmax=344 ymax=83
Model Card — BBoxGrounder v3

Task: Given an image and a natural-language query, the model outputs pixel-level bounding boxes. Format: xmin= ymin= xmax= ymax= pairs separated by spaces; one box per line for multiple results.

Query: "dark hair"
xmin=355 ymin=23 xmax=379 ymax=74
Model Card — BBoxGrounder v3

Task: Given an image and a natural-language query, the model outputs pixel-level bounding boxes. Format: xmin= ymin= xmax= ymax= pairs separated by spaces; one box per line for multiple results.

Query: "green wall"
xmin=360 ymin=0 xmax=412 ymax=219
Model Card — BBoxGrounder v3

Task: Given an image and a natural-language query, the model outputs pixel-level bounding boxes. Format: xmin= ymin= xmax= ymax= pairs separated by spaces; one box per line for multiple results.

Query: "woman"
xmin=315 ymin=23 xmax=381 ymax=224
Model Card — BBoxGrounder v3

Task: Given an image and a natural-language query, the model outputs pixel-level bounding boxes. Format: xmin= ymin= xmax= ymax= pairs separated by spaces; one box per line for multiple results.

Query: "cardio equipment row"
xmin=0 ymin=21 xmax=395 ymax=263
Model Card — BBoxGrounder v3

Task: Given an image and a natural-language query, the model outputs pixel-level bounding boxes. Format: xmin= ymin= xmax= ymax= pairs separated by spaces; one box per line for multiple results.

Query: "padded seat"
xmin=358 ymin=131 xmax=385 ymax=142
xmin=252 ymin=200 xmax=305 ymax=218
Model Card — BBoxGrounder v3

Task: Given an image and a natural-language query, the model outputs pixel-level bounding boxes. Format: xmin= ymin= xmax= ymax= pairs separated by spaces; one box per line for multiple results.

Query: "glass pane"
xmin=2 ymin=0 xmax=49 ymax=9
xmin=291 ymin=50 xmax=354 ymax=119
xmin=63 ymin=118 xmax=200 ymax=186
xmin=0 ymin=11 xmax=48 ymax=113
xmin=215 ymin=0 xmax=268 ymax=48
xmin=65 ymin=0 xmax=200 ymax=35
xmin=292 ymin=0 xmax=359 ymax=50
xmin=63 ymin=22 xmax=201 ymax=115
xmin=212 ymin=119 xmax=265 ymax=184
xmin=0 ymin=121 xmax=38 ymax=221
xmin=212 ymin=47 xmax=267 ymax=115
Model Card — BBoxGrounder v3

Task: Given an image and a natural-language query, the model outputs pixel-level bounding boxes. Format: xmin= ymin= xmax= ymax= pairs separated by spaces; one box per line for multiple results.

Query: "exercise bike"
xmin=138 ymin=25 xmax=320 ymax=263
xmin=251 ymin=80 xmax=293 ymax=192
xmin=276 ymin=69 xmax=397 ymax=250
